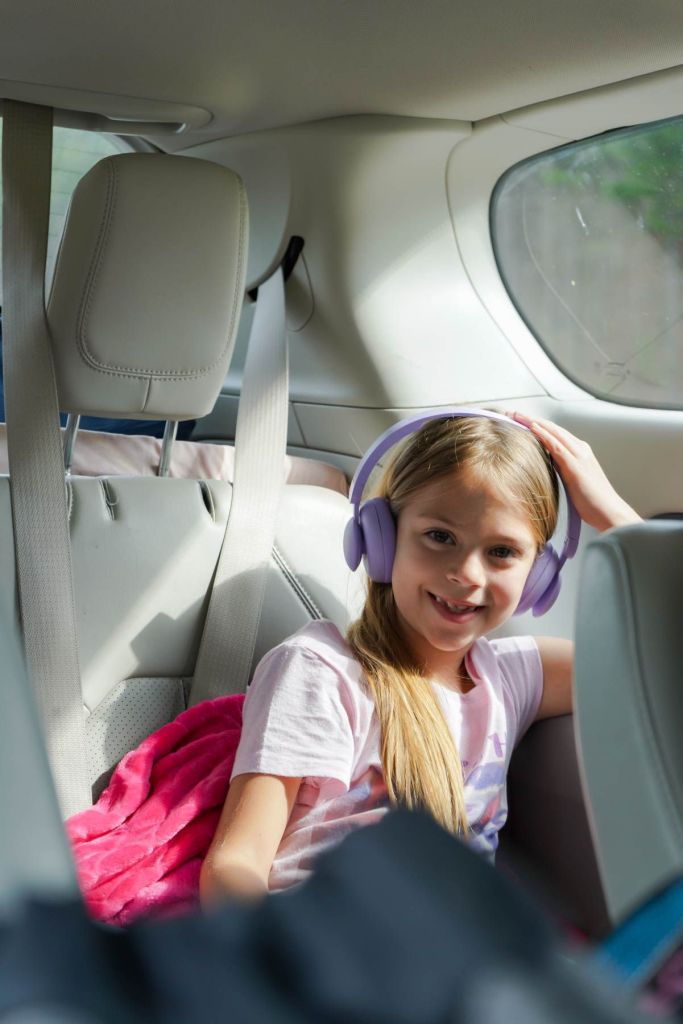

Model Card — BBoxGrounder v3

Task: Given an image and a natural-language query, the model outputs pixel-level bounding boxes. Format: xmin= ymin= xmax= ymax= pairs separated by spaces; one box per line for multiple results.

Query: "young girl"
xmin=199 ymin=410 xmax=640 ymax=906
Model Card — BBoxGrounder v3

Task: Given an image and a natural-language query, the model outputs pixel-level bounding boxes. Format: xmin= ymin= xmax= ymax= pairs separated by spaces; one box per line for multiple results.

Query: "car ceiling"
xmin=1 ymin=0 xmax=683 ymax=149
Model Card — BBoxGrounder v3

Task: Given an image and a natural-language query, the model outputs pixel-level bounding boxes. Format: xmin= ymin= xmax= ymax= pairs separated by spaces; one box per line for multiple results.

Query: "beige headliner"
xmin=2 ymin=0 xmax=683 ymax=148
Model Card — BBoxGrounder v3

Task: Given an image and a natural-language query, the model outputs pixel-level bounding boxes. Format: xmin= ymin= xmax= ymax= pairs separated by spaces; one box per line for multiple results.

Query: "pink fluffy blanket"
xmin=67 ymin=695 xmax=244 ymax=927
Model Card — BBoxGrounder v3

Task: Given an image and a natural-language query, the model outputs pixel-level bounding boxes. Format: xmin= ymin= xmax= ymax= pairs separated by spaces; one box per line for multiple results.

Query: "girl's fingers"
xmin=527 ymin=424 xmax=573 ymax=467
xmin=506 ymin=411 xmax=640 ymax=531
xmin=509 ymin=411 xmax=586 ymax=458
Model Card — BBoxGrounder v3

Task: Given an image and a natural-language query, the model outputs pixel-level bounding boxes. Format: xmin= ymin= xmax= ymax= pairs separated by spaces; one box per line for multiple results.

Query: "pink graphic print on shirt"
xmin=462 ymin=731 xmax=509 ymax=855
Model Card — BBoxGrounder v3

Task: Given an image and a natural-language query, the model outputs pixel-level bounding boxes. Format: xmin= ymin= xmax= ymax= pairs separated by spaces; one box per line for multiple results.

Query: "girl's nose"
xmin=446 ymin=551 xmax=485 ymax=587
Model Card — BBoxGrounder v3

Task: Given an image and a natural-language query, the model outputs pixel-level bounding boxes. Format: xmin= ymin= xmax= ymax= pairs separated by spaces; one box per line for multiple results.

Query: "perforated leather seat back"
xmin=0 ymin=475 xmax=364 ymax=796
xmin=79 ymin=479 xmax=363 ymax=795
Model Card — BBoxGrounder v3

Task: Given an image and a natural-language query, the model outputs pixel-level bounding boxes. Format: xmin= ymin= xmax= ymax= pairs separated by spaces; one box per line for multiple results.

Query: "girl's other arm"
xmin=200 ymin=772 xmax=302 ymax=908
xmin=535 ymin=636 xmax=573 ymax=718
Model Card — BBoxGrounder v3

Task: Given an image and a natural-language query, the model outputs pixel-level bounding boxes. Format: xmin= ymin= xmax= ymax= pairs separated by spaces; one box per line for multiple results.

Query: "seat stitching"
xmin=75 ymin=165 xmax=249 ymax=380
xmin=272 ymin=545 xmax=322 ymax=620
xmin=77 ymin=158 xmax=117 ymax=372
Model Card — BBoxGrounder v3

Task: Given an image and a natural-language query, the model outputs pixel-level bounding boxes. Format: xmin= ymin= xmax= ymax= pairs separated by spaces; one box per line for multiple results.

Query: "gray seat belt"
xmin=0 ymin=608 xmax=79 ymax=912
xmin=190 ymin=265 xmax=289 ymax=704
xmin=1 ymin=100 xmax=91 ymax=817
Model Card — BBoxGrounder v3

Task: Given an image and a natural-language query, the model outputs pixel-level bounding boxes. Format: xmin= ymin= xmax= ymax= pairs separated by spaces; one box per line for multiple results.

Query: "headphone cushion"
xmin=359 ymin=497 xmax=396 ymax=583
xmin=533 ymin=571 xmax=562 ymax=617
xmin=343 ymin=517 xmax=364 ymax=571
xmin=516 ymin=545 xmax=561 ymax=616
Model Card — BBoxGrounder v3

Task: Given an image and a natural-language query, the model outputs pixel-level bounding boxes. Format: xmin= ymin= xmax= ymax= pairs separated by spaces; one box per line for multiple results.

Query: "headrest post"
xmin=63 ymin=414 xmax=81 ymax=476
xmin=158 ymin=421 xmax=178 ymax=477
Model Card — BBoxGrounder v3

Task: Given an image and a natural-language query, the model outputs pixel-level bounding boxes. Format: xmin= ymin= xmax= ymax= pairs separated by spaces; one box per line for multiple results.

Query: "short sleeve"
xmin=489 ymin=635 xmax=544 ymax=745
xmin=231 ymin=640 xmax=357 ymax=787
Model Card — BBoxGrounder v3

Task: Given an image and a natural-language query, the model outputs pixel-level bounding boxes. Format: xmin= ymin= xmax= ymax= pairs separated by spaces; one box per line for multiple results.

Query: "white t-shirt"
xmin=231 ymin=619 xmax=543 ymax=891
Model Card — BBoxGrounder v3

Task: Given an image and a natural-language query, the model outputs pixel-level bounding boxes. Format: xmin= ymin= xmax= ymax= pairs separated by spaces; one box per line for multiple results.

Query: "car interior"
xmin=1 ymin=0 xmax=683 ymax=985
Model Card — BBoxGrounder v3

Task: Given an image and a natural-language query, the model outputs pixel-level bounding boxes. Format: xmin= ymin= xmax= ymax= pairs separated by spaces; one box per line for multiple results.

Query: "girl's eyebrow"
xmin=413 ymin=511 xmax=461 ymax=527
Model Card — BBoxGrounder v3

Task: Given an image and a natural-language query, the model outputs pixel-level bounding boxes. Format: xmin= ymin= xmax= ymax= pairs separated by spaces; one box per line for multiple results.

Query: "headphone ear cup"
xmin=358 ymin=497 xmax=396 ymax=583
xmin=516 ymin=545 xmax=561 ymax=617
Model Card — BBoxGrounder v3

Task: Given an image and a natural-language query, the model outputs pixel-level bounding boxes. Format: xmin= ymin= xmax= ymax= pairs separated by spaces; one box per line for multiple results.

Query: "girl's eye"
xmin=490 ymin=546 xmax=515 ymax=560
xmin=426 ymin=529 xmax=453 ymax=545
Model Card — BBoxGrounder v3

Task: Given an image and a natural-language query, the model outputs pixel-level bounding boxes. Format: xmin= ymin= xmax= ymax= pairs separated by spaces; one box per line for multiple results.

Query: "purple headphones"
xmin=343 ymin=407 xmax=581 ymax=617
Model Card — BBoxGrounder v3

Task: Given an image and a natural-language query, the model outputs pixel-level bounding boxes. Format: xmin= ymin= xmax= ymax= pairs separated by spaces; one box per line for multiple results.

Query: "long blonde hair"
xmin=346 ymin=415 xmax=559 ymax=834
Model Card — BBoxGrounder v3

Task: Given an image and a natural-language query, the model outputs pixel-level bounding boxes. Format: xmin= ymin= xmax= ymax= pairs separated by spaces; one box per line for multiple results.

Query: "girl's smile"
xmin=428 ymin=593 xmax=483 ymax=622
xmin=391 ymin=467 xmax=538 ymax=682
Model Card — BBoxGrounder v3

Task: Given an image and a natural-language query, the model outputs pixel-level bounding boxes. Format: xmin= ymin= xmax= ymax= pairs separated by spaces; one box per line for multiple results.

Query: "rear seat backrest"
xmin=0 ymin=474 xmax=360 ymax=798
xmin=8 ymin=151 xmax=365 ymax=798
xmin=67 ymin=479 xmax=360 ymax=795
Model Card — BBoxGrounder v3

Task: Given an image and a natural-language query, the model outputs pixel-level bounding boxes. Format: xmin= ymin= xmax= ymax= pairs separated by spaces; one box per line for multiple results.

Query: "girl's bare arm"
xmin=200 ymin=772 xmax=302 ymax=907
xmin=535 ymin=636 xmax=574 ymax=718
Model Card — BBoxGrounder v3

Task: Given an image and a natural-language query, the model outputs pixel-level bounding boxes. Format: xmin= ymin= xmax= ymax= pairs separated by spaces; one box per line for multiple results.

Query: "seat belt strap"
xmin=2 ymin=100 xmax=90 ymax=817
xmin=190 ymin=266 xmax=288 ymax=704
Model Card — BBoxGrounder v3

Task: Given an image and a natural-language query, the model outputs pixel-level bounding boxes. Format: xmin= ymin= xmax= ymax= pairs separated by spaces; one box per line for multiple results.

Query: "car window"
xmin=491 ymin=115 xmax=683 ymax=410
xmin=0 ymin=124 xmax=126 ymax=305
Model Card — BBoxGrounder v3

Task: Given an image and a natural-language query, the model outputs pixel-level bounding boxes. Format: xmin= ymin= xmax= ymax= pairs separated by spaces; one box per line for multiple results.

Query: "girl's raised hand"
xmin=508 ymin=412 xmax=642 ymax=533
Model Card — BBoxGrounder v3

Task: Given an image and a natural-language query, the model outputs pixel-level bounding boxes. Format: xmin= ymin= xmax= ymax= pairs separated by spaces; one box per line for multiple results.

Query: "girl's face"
xmin=391 ymin=467 xmax=539 ymax=683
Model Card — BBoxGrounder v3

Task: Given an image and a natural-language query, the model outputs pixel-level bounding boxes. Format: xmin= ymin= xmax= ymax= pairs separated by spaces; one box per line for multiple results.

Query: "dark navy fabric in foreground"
xmin=0 ymin=810 xmax=641 ymax=1024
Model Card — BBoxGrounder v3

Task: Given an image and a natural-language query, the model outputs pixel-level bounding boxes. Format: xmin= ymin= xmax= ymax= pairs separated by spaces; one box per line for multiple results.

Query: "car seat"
xmin=573 ymin=518 xmax=683 ymax=925
xmin=0 ymin=146 xmax=365 ymax=809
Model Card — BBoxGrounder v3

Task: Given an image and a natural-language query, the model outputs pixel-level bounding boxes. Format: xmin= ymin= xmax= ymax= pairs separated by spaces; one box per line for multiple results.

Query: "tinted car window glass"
xmin=492 ymin=116 xmax=683 ymax=410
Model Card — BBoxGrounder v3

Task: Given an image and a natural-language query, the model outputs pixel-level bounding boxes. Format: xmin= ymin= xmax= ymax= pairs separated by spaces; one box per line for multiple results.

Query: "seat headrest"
xmin=47 ymin=153 xmax=248 ymax=420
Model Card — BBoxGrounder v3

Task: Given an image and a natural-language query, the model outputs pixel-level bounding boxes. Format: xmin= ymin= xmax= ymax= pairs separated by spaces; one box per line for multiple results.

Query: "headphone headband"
xmin=350 ymin=408 xmax=517 ymax=505
xmin=348 ymin=407 xmax=580 ymax=571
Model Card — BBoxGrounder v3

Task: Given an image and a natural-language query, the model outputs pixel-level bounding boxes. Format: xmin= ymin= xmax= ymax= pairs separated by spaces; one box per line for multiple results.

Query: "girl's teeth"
xmin=435 ymin=595 xmax=475 ymax=613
